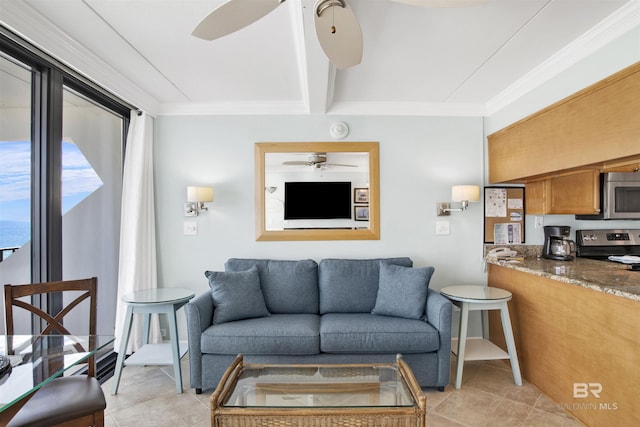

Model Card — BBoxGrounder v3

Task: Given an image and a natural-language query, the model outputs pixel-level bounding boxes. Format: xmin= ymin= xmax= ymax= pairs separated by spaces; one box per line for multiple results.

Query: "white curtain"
xmin=114 ymin=111 xmax=161 ymax=353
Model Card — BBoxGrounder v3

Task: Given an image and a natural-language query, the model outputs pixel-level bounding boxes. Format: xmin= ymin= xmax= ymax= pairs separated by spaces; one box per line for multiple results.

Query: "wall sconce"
xmin=437 ymin=185 xmax=480 ymax=216
xmin=184 ymin=186 xmax=214 ymax=216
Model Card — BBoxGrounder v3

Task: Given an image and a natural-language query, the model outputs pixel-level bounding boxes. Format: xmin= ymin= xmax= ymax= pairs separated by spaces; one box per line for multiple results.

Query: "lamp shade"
xmin=187 ymin=186 xmax=214 ymax=202
xmin=451 ymin=185 xmax=480 ymax=202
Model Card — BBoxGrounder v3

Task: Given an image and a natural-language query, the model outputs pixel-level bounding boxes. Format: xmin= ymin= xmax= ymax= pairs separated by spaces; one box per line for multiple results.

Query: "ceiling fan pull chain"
xmin=331 ymin=2 xmax=336 ymax=33
xmin=316 ymin=0 xmax=346 ymax=18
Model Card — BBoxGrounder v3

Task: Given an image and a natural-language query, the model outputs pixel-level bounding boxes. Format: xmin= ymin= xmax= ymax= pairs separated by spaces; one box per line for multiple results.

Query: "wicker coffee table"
xmin=210 ymin=354 xmax=426 ymax=427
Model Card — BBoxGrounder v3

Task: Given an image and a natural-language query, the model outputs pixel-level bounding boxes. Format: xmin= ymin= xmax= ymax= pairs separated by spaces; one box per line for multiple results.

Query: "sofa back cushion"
xmin=318 ymin=258 xmax=413 ymax=314
xmin=225 ymin=258 xmax=319 ymax=314
xmin=371 ymin=262 xmax=435 ymax=320
xmin=205 ymin=267 xmax=270 ymax=324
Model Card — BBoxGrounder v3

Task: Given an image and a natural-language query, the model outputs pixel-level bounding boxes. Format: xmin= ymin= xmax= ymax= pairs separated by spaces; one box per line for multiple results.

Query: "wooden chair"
xmin=4 ymin=277 xmax=106 ymax=427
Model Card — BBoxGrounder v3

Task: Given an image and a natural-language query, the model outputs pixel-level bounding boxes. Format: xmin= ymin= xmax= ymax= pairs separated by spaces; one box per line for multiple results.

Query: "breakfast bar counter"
xmin=486 ymin=256 xmax=640 ymax=301
xmin=485 ymin=255 xmax=639 ymax=427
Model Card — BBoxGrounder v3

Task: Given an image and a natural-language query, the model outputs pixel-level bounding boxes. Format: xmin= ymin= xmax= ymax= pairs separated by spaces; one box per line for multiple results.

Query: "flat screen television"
xmin=284 ymin=181 xmax=351 ymax=220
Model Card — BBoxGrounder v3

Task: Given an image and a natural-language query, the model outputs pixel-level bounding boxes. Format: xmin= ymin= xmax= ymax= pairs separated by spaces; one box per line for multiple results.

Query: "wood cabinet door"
xmin=525 ymin=181 xmax=547 ymax=214
xmin=525 ymin=170 xmax=600 ymax=215
xmin=547 ymin=170 xmax=600 ymax=214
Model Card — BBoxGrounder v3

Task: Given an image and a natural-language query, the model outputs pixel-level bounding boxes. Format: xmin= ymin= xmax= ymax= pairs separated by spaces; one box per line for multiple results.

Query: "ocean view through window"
xmin=0 ymin=139 xmax=102 ymax=260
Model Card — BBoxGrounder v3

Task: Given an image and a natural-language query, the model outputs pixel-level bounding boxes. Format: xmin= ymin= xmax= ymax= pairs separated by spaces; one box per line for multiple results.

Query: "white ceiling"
xmin=1 ymin=0 xmax=639 ymax=117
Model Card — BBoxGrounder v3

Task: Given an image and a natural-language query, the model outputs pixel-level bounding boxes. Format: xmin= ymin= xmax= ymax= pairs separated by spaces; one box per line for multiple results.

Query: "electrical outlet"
xmin=534 ymin=216 xmax=544 ymax=229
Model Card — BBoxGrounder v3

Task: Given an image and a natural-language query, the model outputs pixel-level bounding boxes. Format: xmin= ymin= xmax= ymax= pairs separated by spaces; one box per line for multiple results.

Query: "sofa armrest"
xmin=185 ymin=291 xmax=214 ymax=391
xmin=426 ymin=288 xmax=452 ymax=389
xmin=186 ymin=291 xmax=214 ymax=334
xmin=426 ymin=289 xmax=451 ymax=336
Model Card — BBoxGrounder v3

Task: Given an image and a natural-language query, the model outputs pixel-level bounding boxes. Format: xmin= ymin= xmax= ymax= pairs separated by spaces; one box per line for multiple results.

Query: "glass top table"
xmin=440 ymin=285 xmax=512 ymax=302
xmin=0 ymin=335 xmax=114 ymax=411
xmin=211 ymin=355 xmax=427 ymax=427
xmin=225 ymin=365 xmax=415 ymax=408
xmin=121 ymin=287 xmax=195 ymax=304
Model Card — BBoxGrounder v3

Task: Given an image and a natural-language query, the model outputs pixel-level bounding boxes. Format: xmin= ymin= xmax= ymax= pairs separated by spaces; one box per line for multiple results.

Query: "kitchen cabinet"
xmin=601 ymin=158 xmax=640 ymax=173
xmin=488 ymin=61 xmax=640 ymax=184
xmin=487 ymin=263 xmax=639 ymax=427
xmin=525 ymin=169 xmax=600 ymax=215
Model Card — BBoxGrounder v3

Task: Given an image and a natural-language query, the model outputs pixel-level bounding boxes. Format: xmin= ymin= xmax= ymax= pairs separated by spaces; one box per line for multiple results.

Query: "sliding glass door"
xmin=0 ymin=31 xmax=130 ymax=335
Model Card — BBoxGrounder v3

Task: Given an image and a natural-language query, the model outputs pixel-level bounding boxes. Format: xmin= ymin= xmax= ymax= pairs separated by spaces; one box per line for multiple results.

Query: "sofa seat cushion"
xmin=320 ymin=313 xmax=439 ymax=354
xmin=201 ymin=314 xmax=320 ymax=355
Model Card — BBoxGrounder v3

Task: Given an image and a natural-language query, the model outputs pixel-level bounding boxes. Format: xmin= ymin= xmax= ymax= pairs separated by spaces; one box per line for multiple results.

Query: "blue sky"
xmin=0 ymin=140 xmax=103 ymax=222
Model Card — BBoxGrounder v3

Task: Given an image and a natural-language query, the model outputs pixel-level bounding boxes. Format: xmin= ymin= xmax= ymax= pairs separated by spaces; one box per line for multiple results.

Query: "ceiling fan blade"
xmin=314 ymin=0 xmax=363 ymax=69
xmin=325 ymin=163 xmax=358 ymax=167
xmin=192 ymin=0 xmax=284 ymax=41
xmin=391 ymin=0 xmax=488 ymax=7
xmin=282 ymin=161 xmax=310 ymax=165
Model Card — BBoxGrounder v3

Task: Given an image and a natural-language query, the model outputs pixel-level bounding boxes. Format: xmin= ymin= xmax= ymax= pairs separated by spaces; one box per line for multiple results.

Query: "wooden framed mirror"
xmin=256 ymin=142 xmax=380 ymax=241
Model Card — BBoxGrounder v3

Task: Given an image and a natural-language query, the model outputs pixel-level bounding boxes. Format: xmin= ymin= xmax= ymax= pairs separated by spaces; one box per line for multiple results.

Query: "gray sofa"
xmin=185 ymin=257 xmax=452 ymax=393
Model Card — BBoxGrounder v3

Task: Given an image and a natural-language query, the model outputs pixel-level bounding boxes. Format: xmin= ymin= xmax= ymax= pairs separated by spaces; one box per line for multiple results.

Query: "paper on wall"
xmin=507 ymin=198 xmax=523 ymax=209
xmin=494 ymin=223 xmax=522 ymax=244
xmin=485 ymin=188 xmax=507 ymax=217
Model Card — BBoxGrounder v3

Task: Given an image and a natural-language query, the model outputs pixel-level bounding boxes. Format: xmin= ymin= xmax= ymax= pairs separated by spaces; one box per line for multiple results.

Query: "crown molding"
xmin=156 ymin=100 xmax=486 ymax=117
xmin=486 ymin=0 xmax=640 ymax=116
xmin=326 ymin=101 xmax=486 ymax=117
xmin=156 ymin=101 xmax=310 ymax=116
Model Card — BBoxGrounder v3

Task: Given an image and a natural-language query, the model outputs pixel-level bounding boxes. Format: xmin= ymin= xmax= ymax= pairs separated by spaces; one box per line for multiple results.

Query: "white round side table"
xmin=440 ymin=285 xmax=522 ymax=389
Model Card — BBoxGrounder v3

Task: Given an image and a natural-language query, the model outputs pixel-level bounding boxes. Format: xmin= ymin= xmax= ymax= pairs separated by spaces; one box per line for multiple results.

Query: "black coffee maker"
xmin=543 ymin=226 xmax=575 ymax=261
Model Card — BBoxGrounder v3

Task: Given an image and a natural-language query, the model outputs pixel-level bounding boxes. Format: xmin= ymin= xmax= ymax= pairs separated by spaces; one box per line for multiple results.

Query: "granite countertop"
xmin=486 ymin=255 xmax=640 ymax=302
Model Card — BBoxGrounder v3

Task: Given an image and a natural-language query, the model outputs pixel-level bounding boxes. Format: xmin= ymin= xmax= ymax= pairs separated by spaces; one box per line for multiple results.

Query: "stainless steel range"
xmin=576 ymin=229 xmax=640 ymax=267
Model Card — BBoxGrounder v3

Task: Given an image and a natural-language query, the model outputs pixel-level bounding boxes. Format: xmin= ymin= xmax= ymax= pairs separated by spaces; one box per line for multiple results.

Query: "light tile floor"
xmin=102 ymin=356 xmax=584 ymax=427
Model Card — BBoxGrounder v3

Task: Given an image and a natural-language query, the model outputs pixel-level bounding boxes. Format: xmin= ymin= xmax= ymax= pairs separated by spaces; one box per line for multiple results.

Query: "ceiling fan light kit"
xmin=314 ymin=0 xmax=363 ymax=69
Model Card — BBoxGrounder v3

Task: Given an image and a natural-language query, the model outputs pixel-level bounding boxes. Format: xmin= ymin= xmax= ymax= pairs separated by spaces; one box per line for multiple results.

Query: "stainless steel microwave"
xmin=577 ymin=172 xmax=640 ymax=220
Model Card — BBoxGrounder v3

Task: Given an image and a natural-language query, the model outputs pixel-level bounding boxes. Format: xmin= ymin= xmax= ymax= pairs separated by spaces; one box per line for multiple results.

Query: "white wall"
xmin=154 ymin=115 xmax=486 ymax=337
xmin=485 ymin=27 xmax=640 ymax=245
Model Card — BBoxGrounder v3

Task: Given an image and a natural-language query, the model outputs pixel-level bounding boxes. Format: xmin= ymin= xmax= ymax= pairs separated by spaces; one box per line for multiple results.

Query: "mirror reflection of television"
xmin=284 ymin=182 xmax=351 ymax=220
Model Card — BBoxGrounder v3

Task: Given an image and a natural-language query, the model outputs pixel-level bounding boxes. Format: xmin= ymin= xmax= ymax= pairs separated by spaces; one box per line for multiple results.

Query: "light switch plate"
xmin=436 ymin=221 xmax=450 ymax=235
xmin=184 ymin=221 xmax=197 ymax=235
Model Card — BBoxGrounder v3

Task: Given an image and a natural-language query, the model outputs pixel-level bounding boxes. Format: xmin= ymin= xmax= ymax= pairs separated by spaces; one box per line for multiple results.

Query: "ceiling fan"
xmin=192 ymin=0 xmax=488 ymax=69
xmin=282 ymin=153 xmax=358 ymax=168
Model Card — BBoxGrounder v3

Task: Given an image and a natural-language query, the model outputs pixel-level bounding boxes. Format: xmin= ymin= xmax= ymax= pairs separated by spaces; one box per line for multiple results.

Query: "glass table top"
xmin=440 ymin=285 xmax=512 ymax=301
xmin=0 ymin=335 xmax=114 ymax=411
xmin=223 ymin=365 xmax=416 ymax=409
xmin=122 ymin=287 xmax=195 ymax=304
